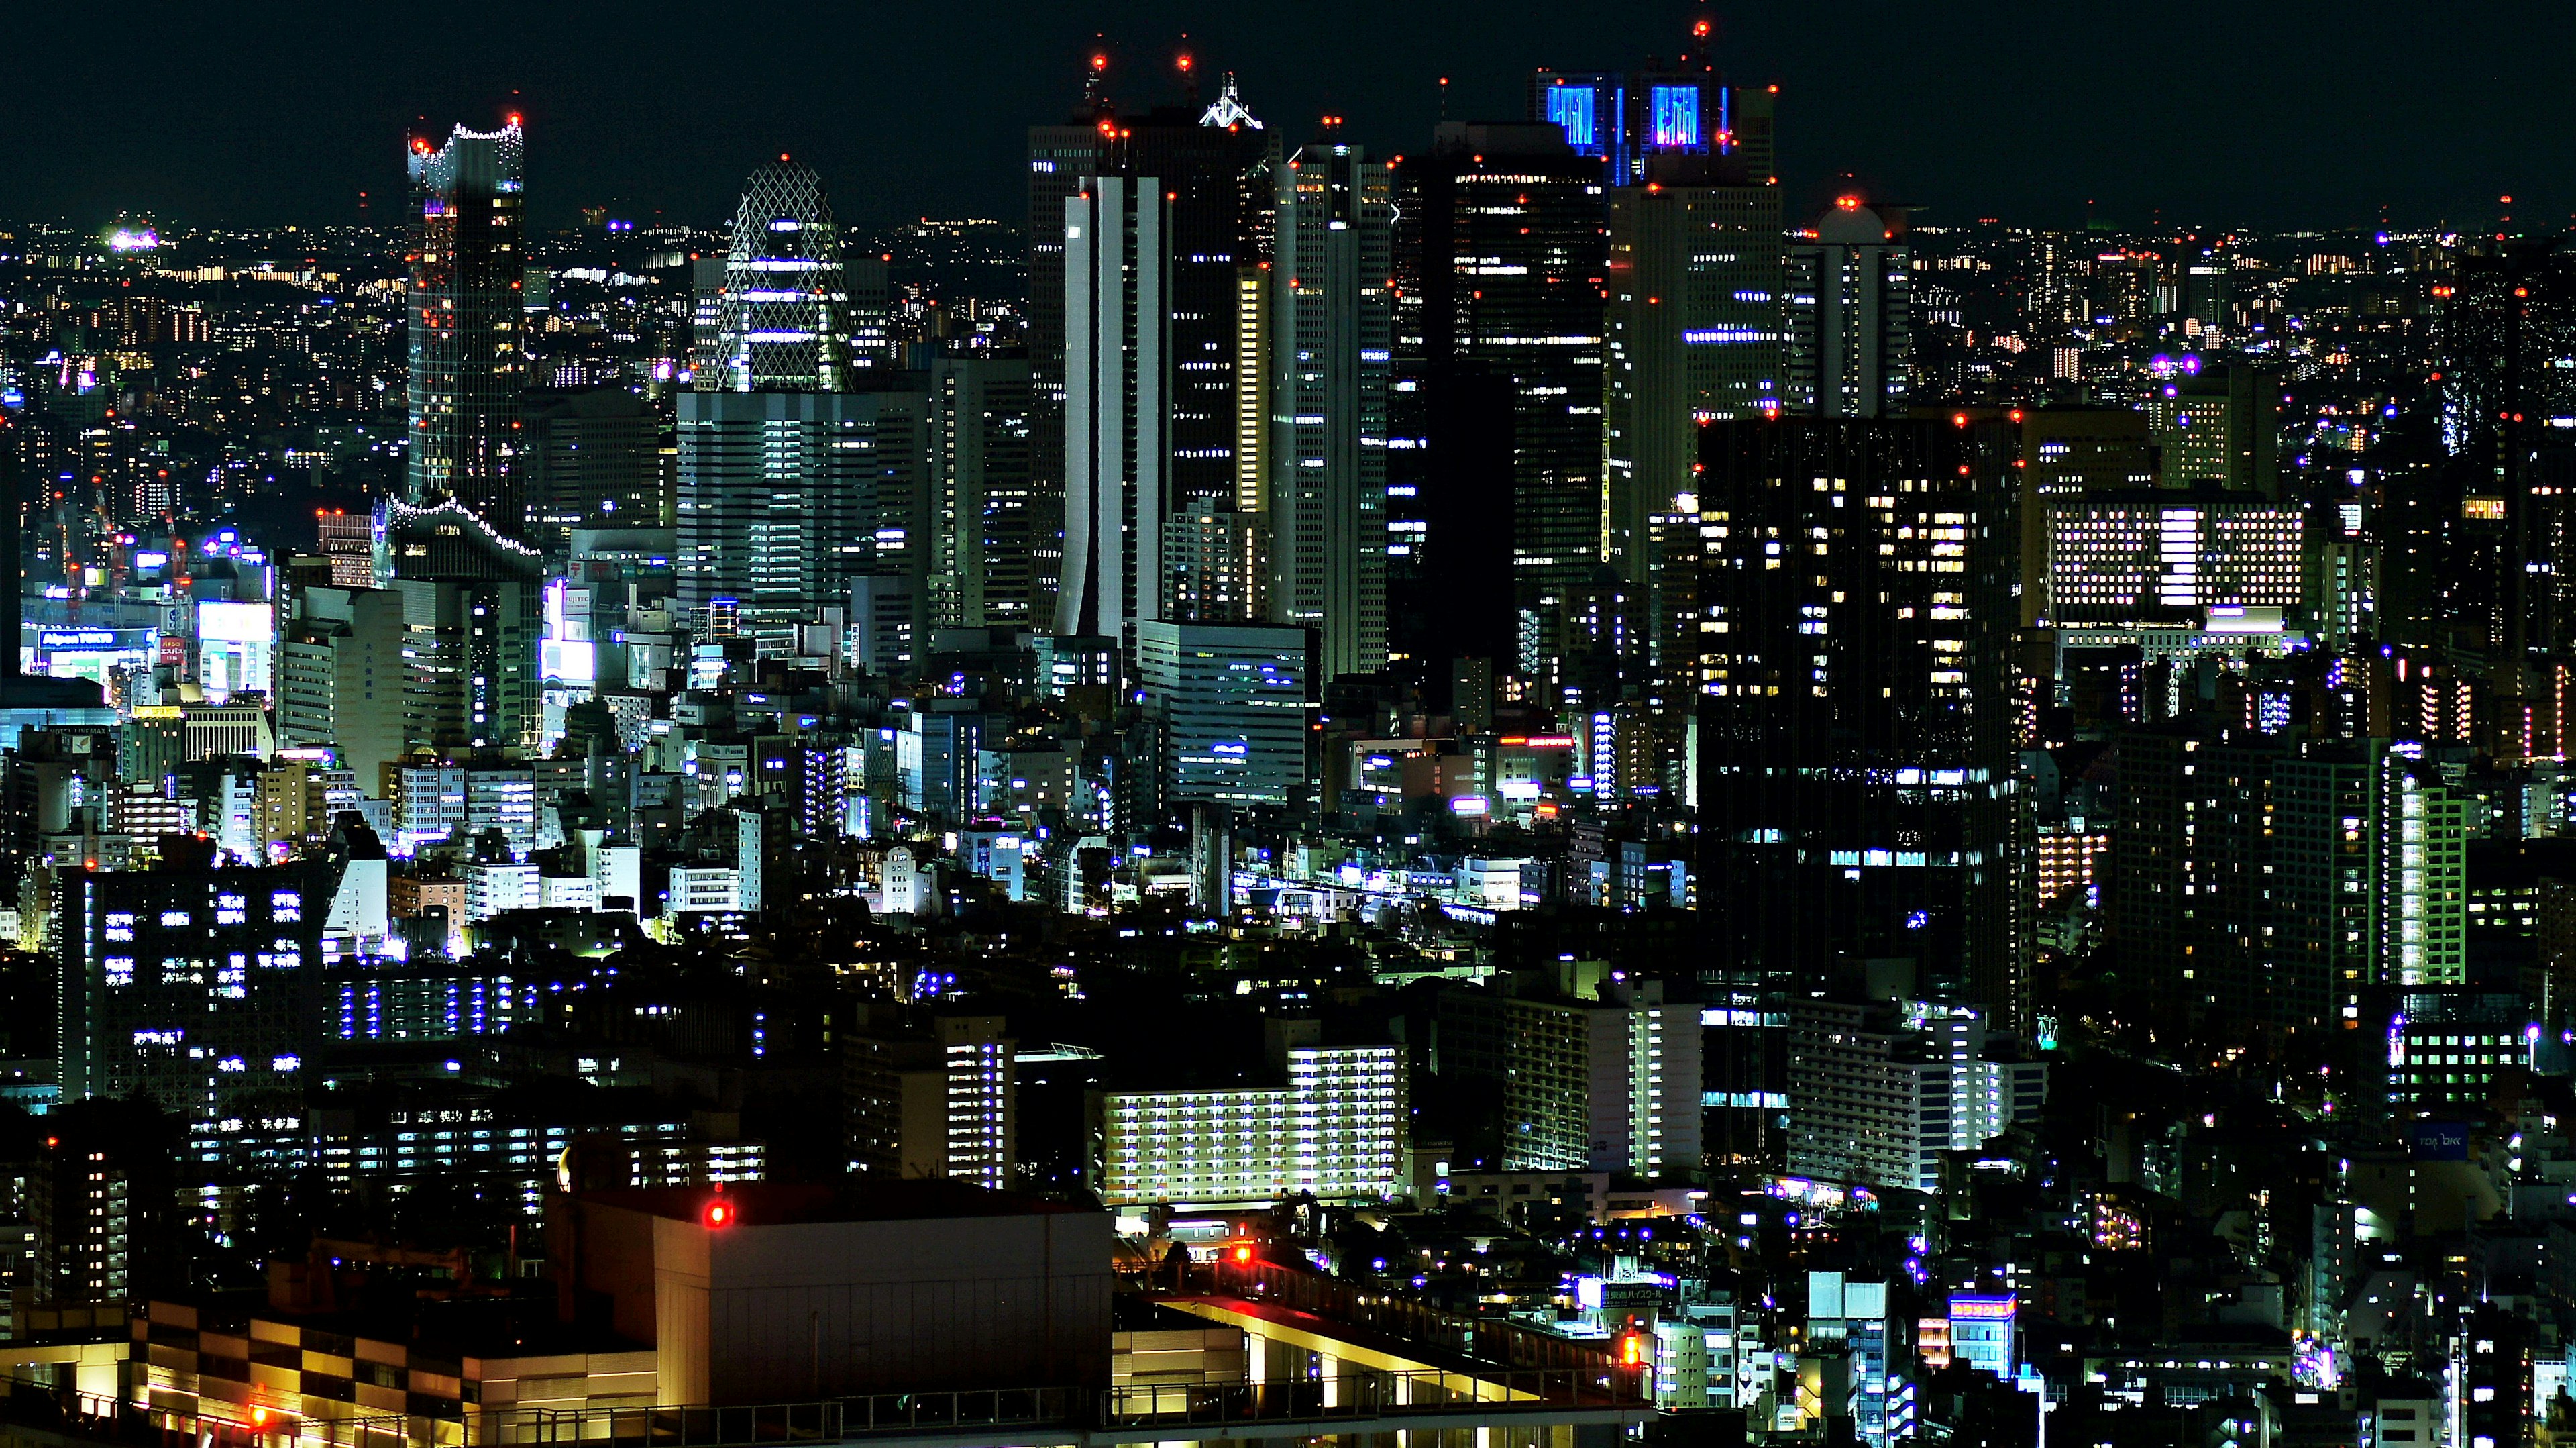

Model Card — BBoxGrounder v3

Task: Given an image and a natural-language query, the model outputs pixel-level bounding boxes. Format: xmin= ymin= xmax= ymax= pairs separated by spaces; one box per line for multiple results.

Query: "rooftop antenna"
xmin=1177 ymin=36 xmax=1199 ymax=109
xmin=1084 ymin=40 xmax=1110 ymax=111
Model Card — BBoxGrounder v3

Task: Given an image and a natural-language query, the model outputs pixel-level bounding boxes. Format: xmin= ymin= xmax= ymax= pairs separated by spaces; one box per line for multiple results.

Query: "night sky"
xmin=6 ymin=0 xmax=2570 ymax=237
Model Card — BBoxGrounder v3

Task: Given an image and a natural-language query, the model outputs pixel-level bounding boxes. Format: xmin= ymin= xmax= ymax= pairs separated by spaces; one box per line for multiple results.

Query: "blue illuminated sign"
xmin=1546 ymin=85 xmax=1599 ymax=152
xmin=1650 ymin=86 xmax=1701 ymax=149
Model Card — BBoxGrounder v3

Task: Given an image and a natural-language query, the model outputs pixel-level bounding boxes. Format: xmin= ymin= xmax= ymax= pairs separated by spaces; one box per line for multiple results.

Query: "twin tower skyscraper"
xmin=1038 ymin=70 xmax=1389 ymax=679
xmin=665 ymin=75 xmax=1389 ymax=681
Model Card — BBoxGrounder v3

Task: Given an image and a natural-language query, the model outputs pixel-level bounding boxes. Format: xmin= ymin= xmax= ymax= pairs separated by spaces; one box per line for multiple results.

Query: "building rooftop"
xmin=582 ymin=1177 xmax=1098 ymax=1227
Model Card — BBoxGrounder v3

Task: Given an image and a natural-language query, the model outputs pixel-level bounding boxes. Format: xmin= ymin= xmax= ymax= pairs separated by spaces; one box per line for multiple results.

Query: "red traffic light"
xmin=1232 ymin=1245 xmax=1253 ymax=1264
xmin=704 ymin=1198 xmax=734 ymax=1228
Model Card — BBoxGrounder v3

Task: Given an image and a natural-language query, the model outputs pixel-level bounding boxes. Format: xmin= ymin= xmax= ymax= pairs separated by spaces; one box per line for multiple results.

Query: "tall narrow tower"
xmin=1057 ymin=176 xmax=1171 ymax=641
xmin=1268 ymin=134 xmax=1391 ymax=680
xmin=405 ymin=117 xmax=526 ymax=535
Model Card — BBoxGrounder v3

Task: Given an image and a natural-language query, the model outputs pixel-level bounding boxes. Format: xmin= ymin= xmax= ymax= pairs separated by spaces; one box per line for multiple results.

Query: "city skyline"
xmin=7 ymin=7 xmax=2576 ymax=1445
xmin=1 ymin=0 xmax=2571 ymax=234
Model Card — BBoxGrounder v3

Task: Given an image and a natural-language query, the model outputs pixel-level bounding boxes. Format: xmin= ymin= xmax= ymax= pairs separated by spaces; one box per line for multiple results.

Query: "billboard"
xmin=197 ymin=600 xmax=272 ymax=643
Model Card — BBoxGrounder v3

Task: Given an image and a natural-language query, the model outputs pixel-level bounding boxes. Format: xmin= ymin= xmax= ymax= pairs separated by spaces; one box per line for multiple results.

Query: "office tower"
xmin=925 ymin=356 xmax=1035 ymax=630
xmin=1604 ymin=158 xmax=1782 ymax=576
xmin=1689 ymin=418 xmax=2025 ymax=1024
xmin=1130 ymin=620 xmax=1312 ymax=811
xmin=1786 ymin=999 xmax=2043 ymax=1192
xmin=842 ymin=1015 xmax=1016 ymax=1190
xmin=56 ymin=859 xmax=331 ymax=1121
xmin=2143 ymin=362 xmax=2280 ymax=493
xmin=2041 ymin=495 xmax=2304 ymax=630
xmin=521 ymin=386 xmax=665 ymax=547
xmin=1030 ymin=67 xmax=1281 ymax=632
xmin=2014 ymin=407 xmax=2157 ymax=628
xmin=1058 ymin=176 xmax=1170 ymax=639
xmin=1784 ymin=198 xmax=1911 ymax=418
xmin=2116 ymin=731 xmax=2467 ymax=1029
xmin=406 ymin=118 xmax=527 ymax=534
xmin=1533 ymin=32 xmax=1778 ymax=187
xmin=1266 ymin=134 xmax=1391 ymax=680
xmin=277 ymin=584 xmax=407 ymax=794
xmin=1101 ymin=1043 xmax=1406 ymax=1206
xmin=678 ymin=162 xmax=931 ymax=649
xmin=1415 ymin=122 xmax=1609 ymax=680
xmin=704 ymin=158 xmax=853 ymax=393
xmin=1436 ymin=971 xmax=1703 ymax=1179
xmin=678 ymin=391 xmax=926 ymax=650
xmin=378 ymin=499 xmax=545 ymax=751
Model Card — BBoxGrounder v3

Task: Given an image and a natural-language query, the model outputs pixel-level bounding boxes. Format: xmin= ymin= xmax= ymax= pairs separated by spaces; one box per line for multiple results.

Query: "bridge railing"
xmin=2 ymin=1369 xmax=1641 ymax=1448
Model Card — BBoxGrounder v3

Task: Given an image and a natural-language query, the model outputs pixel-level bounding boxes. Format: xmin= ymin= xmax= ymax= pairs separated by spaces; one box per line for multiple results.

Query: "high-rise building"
xmin=277 ymin=584 xmax=407 ymax=794
xmin=1057 ymin=176 xmax=1170 ymax=639
xmin=1030 ymin=68 xmax=1281 ymax=633
xmin=1605 ymin=153 xmax=1781 ymax=755
xmin=1604 ymin=157 xmax=1782 ymax=575
xmin=2015 ymin=407 xmax=2158 ymax=628
xmin=2114 ymin=729 xmax=2467 ymax=1029
xmin=406 ymin=119 xmax=527 ymax=534
xmin=378 ymin=499 xmax=545 ymax=751
xmin=1784 ymin=198 xmax=1911 ymax=418
xmin=677 ymin=390 xmax=927 ymax=650
xmin=676 ymin=161 xmax=933 ymax=650
xmin=521 ymin=386 xmax=666 ymax=548
xmin=925 ymin=357 xmax=1035 ymax=631
xmin=2143 ymin=362 xmax=2281 ymax=493
xmin=57 ymin=859 xmax=333 ymax=1122
xmin=1130 ymin=620 xmax=1312 ymax=812
xmin=1415 ymin=122 xmax=1609 ymax=680
xmin=703 ymin=159 xmax=853 ymax=393
xmin=842 ymin=1015 xmax=1016 ymax=1191
xmin=1786 ymin=998 xmax=2044 ymax=1192
xmin=2041 ymin=493 xmax=2305 ymax=629
xmin=1688 ymin=418 xmax=2025 ymax=1024
xmin=1267 ymin=134 xmax=1391 ymax=680
xmin=1436 ymin=971 xmax=1703 ymax=1179
xmin=1532 ymin=35 xmax=1778 ymax=188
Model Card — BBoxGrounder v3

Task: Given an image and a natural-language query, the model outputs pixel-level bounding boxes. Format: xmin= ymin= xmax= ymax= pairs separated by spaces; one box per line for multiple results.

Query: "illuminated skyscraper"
xmin=1415 ymin=122 xmax=1609 ymax=682
xmin=1784 ymin=198 xmax=1911 ymax=418
xmin=1029 ymin=62 xmax=1281 ymax=632
xmin=1532 ymin=28 xmax=1778 ymax=187
xmin=1604 ymin=153 xmax=1780 ymax=752
xmin=1057 ymin=176 xmax=1171 ymax=640
xmin=1688 ymin=417 xmax=2025 ymax=1025
xmin=706 ymin=159 xmax=853 ymax=393
xmin=679 ymin=162 xmax=926 ymax=648
xmin=1267 ymin=134 xmax=1391 ymax=680
xmin=405 ymin=118 xmax=526 ymax=534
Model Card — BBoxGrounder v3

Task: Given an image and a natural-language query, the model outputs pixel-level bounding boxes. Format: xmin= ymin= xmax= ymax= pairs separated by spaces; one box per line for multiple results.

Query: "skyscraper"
xmin=1415 ymin=122 xmax=1609 ymax=682
xmin=520 ymin=386 xmax=666 ymax=548
xmin=678 ymin=161 xmax=907 ymax=647
xmin=924 ymin=356 xmax=1036 ymax=631
xmin=1784 ymin=197 xmax=1911 ymax=418
xmin=1030 ymin=64 xmax=1281 ymax=633
xmin=704 ymin=158 xmax=853 ymax=393
xmin=1131 ymin=620 xmax=1313 ymax=812
xmin=1267 ymin=134 xmax=1391 ymax=681
xmin=1603 ymin=153 xmax=1781 ymax=756
xmin=1604 ymin=159 xmax=1782 ymax=577
xmin=405 ymin=118 xmax=526 ymax=534
xmin=1058 ymin=176 xmax=1170 ymax=640
xmin=1532 ymin=30 xmax=1778 ymax=188
xmin=378 ymin=499 xmax=546 ymax=752
xmin=1689 ymin=417 xmax=2025 ymax=1025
